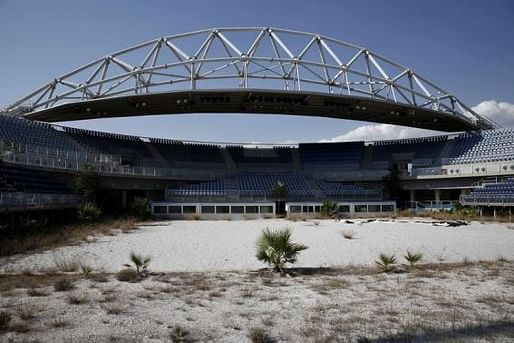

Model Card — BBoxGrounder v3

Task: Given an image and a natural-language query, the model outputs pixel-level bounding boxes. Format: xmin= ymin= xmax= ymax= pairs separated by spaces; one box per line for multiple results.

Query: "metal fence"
xmin=0 ymin=192 xmax=82 ymax=210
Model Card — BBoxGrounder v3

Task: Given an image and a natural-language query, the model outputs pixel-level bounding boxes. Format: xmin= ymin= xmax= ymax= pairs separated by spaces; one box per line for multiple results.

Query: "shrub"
xmin=53 ymin=256 xmax=80 ymax=272
xmin=67 ymin=293 xmax=89 ymax=305
xmin=103 ymin=303 xmax=124 ymax=315
xmin=320 ymin=200 xmax=338 ymax=218
xmin=77 ymin=202 xmax=102 ymax=223
xmin=27 ymin=288 xmax=50 ymax=297
xmin=54 ymin=278 xmax=75 ymax=292
xmin=248 ymin=327 xmax=275 ymax=343
xmin=129 ymin=197 xmax=151 ymax=220
xmin=375 ymin=253 xmax=397 ymax=273
xmin=123 ymin=252 xmax=151 ymax=277
xmin=404 ymin=250 xmax=423 ymax=267
xmin=116 ymin=268 xmax=139 ymax=282
xmin=17 ymin=304 xmax=40 ymax=320
xmin=170 ymin=325 xmax=190 ymax=342
xmin=256 ymin=228 xmax=308 ymax=275
xmin=0 ymin=311 xmax=11 ymax=331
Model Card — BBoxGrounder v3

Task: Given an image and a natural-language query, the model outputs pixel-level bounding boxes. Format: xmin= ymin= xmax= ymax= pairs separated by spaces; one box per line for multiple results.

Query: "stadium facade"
xmin=1 ymin=28 xmax=512 ymax=225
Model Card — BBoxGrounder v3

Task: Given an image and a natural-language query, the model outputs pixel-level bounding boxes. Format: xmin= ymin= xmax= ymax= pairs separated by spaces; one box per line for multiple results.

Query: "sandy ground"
xmin=1 ymin=218 xmax=514 ymax=273
xmin=1 ymin=218 xmax=514 ymax=342
xmin=0 ymin=262 xmax=513 ymax=342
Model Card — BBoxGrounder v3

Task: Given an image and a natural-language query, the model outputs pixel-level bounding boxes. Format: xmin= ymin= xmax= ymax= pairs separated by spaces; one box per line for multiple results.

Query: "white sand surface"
xmin=1 ymin=218 xmax=514 ymax=272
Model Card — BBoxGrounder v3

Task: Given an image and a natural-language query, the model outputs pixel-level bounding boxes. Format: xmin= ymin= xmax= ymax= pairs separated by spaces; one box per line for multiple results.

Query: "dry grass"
xmin=116 ymin=268 xmax=139 ymax=282
xmin=27 ymin=287 xmax=50 ymax=297
xmin=0 ymin=311 xmax=11 ymax=331
xmin=248 ymin=327 xmax=275 ymax=343
xmin=169 ymin=325 xmax=190 ymax=342
xmin=102 ymin=302 xmax=125 ymax=315
xmin=54 ymin=278 xmax=75 ymax=292
xmin=0 ymin=260 xmax=513 ymax=341
xmin=50 ymin=317 xmax=70 ymax=328
xmin=0 ymin=217 xmax=140 ymax=257
xmin=16 ymin=303 xmax=42 ymax=321
xmin=67 ymin=293 xmax=90 ymax=305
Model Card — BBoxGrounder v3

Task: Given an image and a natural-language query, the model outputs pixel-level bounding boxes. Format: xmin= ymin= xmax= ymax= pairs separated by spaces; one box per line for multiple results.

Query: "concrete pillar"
xmin=493 ymin=207 xmax=497 ymax=219
xmin=434 ymin=189 xmax=441 ymax=202
xmin=122 ymin=190 xmax=127 ymax=210
xmin=409 ymin=190 xmax=416 ymax=203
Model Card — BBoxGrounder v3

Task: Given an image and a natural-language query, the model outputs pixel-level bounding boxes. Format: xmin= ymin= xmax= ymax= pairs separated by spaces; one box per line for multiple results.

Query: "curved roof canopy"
xmin=2 ymin=27 xmax=496 ymax=131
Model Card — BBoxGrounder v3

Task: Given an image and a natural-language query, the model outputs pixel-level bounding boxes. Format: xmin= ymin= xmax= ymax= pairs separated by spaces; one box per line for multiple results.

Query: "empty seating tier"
xmin=446 ymin=129 xmax=514 ymax=164
xmin=299 ymin=142 xmax=364 ymax=168
xmin=0 ymin=162 xmax=72 ymax=194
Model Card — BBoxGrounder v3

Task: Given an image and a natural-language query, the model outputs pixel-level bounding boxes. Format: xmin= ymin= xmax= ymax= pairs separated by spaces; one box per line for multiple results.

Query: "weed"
xmin=375 ymin=253 xmax=397 ymax=273
xmin=80 ymin=264 xmax=94 ymax=279
xmin=170 ymin=325 xmax=190 ymax=342
xmin=67 ymin=293 xmax=89 ymax=305
xmin=404 ymin=250 xmax=423 ymax=267
xmin=116 ymin=268 xmax=139 ymax=282
xmin=54 ymin=278 xmax=75 ymax=291
xmin=17 ymin=304 xmax=41 ymax=320
xmin=248 ymin=327 xmax=275 ymax=343
xmin=123 ymin=252 xmax=151 ymax=277
xmin=27 ymin=287 xmax=50 ymax=297
xmin=0 ymin=311 xmax=11 ymax=331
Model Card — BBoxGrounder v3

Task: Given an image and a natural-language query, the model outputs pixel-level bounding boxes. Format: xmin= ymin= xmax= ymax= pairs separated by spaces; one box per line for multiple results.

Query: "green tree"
xmin=129 ymin=197 xmax=151 ymax=220
xmin=74 ymin=164 xmax=100 ymax=204
xmin=271 ymin=181 xmax=287 ymax=200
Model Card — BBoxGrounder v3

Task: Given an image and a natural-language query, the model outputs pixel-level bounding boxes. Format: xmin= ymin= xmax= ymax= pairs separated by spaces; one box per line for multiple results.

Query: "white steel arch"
xmin=2 ymin=27 xmax=496 ymax=129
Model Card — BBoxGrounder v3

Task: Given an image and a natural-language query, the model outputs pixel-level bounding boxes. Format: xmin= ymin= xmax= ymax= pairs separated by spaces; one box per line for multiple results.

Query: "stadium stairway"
xmin=435 ymin=138 xmax=456 ymax=165
xmin=220 ymin=148 xmax=237 ymax=170
xmin=222 ymin=176 xmax=240 ymax=200
xmin=362 ymin=145 xmax=374 ymax=169
xmin=143 ymin=142 xmax=170 ymax=167
xmin=291 ymin=148 xmax=302 ymax=171
xmin=305 ymin=178 xmax=326 ymax=199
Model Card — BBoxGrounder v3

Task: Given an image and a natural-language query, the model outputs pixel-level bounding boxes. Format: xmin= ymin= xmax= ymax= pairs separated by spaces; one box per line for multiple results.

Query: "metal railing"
xmin=0 ymin=192 xmax=82 ymax=210
xmin=460 ymin=194 xmax=514 ymax=207
xmin=406 ymin=200 xmax=457 ymax=212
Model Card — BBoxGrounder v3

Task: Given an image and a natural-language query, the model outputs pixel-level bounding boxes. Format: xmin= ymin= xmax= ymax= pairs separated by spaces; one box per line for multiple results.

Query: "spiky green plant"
xmin=123 ymin=252 xmax=151 ymax=276
xmin=375 ymin=253 xmax=397 ymax=273
xmin=256 ymin=228 xmax=307 ymax=275
xmin=77 ymin=202 xmax=102 ymax=223
xmin=129 ymin=197 xmax=151 ymax=220
xmin=404 ymin=250 xmax=423 ymax=267
xmin=170 ymin=325 xmax=190 ymax=342
xmin=320 ymin=200 xmax=338 ymax=218
xmin=80 ymin=264 xmax=93 ymax=279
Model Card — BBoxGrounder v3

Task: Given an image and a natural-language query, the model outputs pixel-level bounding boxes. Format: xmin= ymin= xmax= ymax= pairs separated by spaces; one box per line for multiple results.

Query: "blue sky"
xmin=1 ymin=0 xmax=513 ymax=143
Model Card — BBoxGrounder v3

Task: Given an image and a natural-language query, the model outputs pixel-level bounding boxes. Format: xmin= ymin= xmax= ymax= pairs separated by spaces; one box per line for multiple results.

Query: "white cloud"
xmin=319 ymin=124 xmax=440 ymax=142
xmin=321 ymin=100 xmax=514 ymax=142
xmin=471 ymin=100 xmax=514 ymax=127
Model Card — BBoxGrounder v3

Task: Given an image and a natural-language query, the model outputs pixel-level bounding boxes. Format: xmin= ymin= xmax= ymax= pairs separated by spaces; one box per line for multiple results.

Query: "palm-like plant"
xmin=256 ymin=228 xmax=307 ymax=275
xmin=320 ymin=200 xmax=338 ymax=218
xmin=124 ymin=252 xmax=151 ymax=276
xmin=375 ymin=253 xmax=397 ymax=273
xmin=404 ymin=250 xmax=423 ymax=267
xmin=80 ymin=264 xmax=93 ymax=279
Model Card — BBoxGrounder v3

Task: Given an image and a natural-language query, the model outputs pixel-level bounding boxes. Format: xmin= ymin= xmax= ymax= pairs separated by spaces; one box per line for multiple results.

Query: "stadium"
xmin=1 ymin=17 xmax=514 ymax=342
xmin=0 ymin=27 xmax=512 ymax=225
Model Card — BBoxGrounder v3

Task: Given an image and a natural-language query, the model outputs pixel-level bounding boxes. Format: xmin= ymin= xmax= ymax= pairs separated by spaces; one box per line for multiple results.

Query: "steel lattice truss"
xmin=2 ymin=27 xmax=496 ymax=128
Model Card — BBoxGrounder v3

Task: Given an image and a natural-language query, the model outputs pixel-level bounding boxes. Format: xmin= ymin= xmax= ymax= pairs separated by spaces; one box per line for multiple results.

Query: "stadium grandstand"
xmin=1 ymin=27 xmax=512 ymax=225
